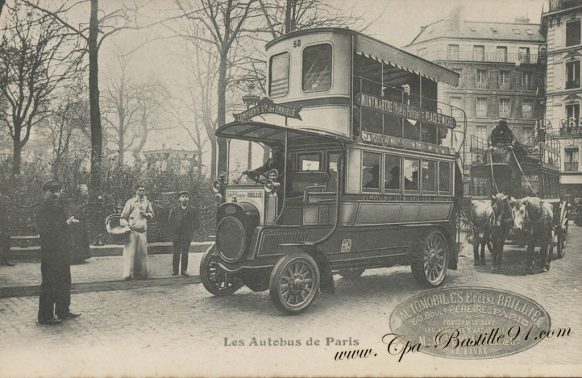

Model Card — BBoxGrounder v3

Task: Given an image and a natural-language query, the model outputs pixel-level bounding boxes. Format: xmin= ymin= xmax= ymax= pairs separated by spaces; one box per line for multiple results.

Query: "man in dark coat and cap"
xmin=36 ymin=180 xmax=81 ymax=325
xmin=167 ymin=191 xmax=199 ymax=276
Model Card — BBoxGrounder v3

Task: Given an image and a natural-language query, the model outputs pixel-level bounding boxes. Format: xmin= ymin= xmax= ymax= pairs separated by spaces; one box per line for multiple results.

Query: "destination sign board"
xmin=358 ymin=93 xmax=457 ymax=129
xmin=233 ymin=97 xmax=302 ymax=122
xmin=360 ymin=131 xmax=451 ymax=155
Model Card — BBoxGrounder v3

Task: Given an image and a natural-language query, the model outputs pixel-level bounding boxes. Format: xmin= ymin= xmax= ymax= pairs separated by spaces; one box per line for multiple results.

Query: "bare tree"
xmin=23 ymin=0 xmax=148 ymax=198
xmin=173 ymin=0 xmax=258 ymax=176
xmin=0 ymin=2 xmax=83 ymax=174
xmin=103 ymin=54 xmax=173 ymax=166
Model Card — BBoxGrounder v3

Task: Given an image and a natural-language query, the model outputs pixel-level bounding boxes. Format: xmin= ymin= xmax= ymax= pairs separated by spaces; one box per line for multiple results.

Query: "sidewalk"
xmin=0 ymin=243 xmax=212 ymax=298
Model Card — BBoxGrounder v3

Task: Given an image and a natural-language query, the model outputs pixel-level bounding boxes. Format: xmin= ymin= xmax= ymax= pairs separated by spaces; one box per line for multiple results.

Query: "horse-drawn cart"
xmin=469 ymin=128 xmax=567 ymax=271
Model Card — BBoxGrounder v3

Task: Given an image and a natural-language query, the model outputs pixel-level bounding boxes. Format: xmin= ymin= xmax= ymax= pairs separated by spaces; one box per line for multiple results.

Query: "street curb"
xmin=0 ymin=275 xmax=202 ymax=298
xmin=10 ymin=241 xmax=214 ymax=260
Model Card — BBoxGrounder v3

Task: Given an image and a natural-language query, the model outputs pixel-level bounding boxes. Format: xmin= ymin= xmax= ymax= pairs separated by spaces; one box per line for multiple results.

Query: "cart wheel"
xmin=411 ymin=230 xmax=449 ymax=287
xmin=338 ymin=267 xmax=365 ymax=280
xmin=269 ymin=251 xmax=320 ymax=315
xmin=200 ymin=247 xmax=243 ymax=296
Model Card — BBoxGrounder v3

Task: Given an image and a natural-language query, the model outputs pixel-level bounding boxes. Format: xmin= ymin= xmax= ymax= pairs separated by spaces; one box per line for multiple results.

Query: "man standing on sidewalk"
xmin=121 ymin=184 xmax=154 ymax=280
xmin=36 ymin=180 xmax=81 ymax=325
xmin=167 ymin=191 xmax=199 ymax=276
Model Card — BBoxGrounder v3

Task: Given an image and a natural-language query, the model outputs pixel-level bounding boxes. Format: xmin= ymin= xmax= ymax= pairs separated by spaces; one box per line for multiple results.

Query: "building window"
xmin=302 ymin=43 xmax=332 ymax=92
xmin=362 ymin=152 xmax=381 ymax=191
xmin=476 ymin=98 xmax=487 ymax=117
xmin=384 ymin=155 xmax=401 ymax=191
xmin=499 ymin=98 xmax=511 ymax=118
xmin=521 ymin=71 xmax=533 ymax=89
xmin=496 ymin=46 xmax=507 ymax=62
xmin=476 ymin=69 xmax=488 ymax=88
xmin=566 ymin=104 xmax=580 ymax=128
xmin=518 ymin=47 xmax=530 ymax=63
xmin=269 ymin=52 xmax=289 ymax=97
xmin=448 ymin=44 xmax=459 ymax=60
xmin=439 ymin=162 xmax=452 ymax=194
xmin=566 ymin=20 xmax=581 ymax=47
xmin=404 ymin=158 xmax=419 ymax=191
xmin=422 ymin=160 xmax=437 ymax=193
xmin=566 ymin=61 xmax=580 ymax=89
xmin=565 ymin=148 xmax=579 ymax=171
xmin=498 ymin=70 xmax=510 ymax=88
xmin=476 ymin=125 xmax=488 ymax=141
xmin=473 ymin=45 xmax=485 ymax=61
xmin=522 ymin=100 xmax=533 ymax=118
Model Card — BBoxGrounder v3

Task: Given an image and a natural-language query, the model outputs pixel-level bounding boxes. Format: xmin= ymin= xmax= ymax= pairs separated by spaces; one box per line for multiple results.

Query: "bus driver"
xmin=244 ymin=144 xmax=285 ymax=183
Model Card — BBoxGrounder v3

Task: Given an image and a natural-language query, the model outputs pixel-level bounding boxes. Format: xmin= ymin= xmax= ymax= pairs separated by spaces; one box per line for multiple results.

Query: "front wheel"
xmin=200 ymin=247 xmax=243 ymax=296
xmin=411 ymin=230 xmax=449 ymax=287
xmin=269 ymin=252 xmax=320 ymax=315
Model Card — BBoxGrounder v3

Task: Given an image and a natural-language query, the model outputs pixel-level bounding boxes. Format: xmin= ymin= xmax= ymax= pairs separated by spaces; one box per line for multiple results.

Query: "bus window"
xmin=422 ymin=160 xmax=437 ymax=193
xmin=384 ymin=155 xmax=401 ymax=191
xmin=439 ymin=161 xmax=452 ymax=194
xmin=362 ymin=152 xmax=381 ymax=191
xmin=404 ymin=158 xmax=419 ymax=191
xmin=303 ymin=44 xmax=332 ymax=92
xmin=269 ymin=52 xmax=290 ymax=97
xmin=297 ymin=153 xmax=321 ymax=171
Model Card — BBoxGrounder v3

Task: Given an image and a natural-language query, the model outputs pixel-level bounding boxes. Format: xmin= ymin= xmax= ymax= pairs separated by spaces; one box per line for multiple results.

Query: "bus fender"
xmin=280 ymin=243 xmax=335 ymax=294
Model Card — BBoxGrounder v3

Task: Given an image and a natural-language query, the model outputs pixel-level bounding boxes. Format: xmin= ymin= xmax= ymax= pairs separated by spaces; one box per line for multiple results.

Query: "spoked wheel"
xmin=269 ymin=252 xmax=320 ymax=315
xmin=338 ymin=267 xmax=365 ymax=280
xmin=411 ymin=230 xmax=449 ymax=287
xmin=200 ymin=247 xmax=243 ymax=296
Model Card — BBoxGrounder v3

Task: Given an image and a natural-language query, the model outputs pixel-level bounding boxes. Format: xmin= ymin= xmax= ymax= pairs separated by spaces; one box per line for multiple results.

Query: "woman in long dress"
xmin=121 ymin=185 xmax=154 ymax=280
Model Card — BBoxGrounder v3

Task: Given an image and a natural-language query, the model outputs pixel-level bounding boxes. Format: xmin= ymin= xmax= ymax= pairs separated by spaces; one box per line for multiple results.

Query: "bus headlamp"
xmin=264 ymin=179 xmax=280 ymax=193
xmin=212 ymin=180 xmax=222 ymax=193
xmin=214 ymin=193 xmax=223 ymax=203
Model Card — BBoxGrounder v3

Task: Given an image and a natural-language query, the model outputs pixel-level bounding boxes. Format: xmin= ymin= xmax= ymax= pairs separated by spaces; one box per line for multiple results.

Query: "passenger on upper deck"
xmin=490 ymin=119 xmax=515 ymax=148
xmin=244 ymin=144 xmax=285 ymax=183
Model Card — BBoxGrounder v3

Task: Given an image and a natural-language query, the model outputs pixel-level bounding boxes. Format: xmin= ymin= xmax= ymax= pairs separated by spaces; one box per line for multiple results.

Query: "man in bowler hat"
xmin=36 ymin=180 xmax=81 ymax=325
xmin=167 ymin=191 xmax=199 ymax=276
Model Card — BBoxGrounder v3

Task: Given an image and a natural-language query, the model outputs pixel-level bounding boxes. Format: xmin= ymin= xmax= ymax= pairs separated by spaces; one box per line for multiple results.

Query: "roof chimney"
xmin=450 ymin=4 xmax=464 ymax=31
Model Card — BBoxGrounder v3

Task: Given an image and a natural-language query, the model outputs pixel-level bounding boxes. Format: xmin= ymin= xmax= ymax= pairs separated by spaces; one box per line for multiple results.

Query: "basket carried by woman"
xmin=105 ymin=213 xmax=131 ymax=243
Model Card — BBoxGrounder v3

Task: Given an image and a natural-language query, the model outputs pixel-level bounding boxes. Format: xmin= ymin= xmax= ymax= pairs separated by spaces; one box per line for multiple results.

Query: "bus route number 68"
xmin=293 ymin=39 xmax=301 ymax=48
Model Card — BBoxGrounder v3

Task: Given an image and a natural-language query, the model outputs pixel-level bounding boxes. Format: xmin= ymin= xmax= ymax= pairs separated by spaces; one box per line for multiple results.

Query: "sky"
xmin=3 ymin=0 xmax=547 ymax=171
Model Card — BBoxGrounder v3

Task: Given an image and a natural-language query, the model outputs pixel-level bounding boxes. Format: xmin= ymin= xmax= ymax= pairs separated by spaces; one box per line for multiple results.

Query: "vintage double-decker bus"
xmin=201 ymin=28 xmax=466 ymax=314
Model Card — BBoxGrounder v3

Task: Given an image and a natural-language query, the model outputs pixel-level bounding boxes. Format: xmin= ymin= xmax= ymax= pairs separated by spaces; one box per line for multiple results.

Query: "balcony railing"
xmin=426 ymin=50 xmax=536 ymax=64
xmin=547 ymin=0 xmax=582 ymax=12
xmin=560 ymin=127 xmax=582 ymax=136
xmin=565 ymin=162 xmax=579 ymax=171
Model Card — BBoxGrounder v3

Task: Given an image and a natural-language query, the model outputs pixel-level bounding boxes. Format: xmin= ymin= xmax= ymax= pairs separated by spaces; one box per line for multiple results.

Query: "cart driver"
xmin=490 ymin=119 xmax=515 ymax=148
xmin=244 ymin=144 xmax=285 ymax=183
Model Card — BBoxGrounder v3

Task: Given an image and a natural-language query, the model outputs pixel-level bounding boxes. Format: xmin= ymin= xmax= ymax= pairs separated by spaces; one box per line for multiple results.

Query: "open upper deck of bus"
xmin=228 ymin=27 xmax=464 ymax=158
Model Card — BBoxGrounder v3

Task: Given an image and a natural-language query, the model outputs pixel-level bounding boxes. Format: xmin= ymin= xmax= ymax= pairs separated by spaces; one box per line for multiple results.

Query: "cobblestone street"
xmin=1 ymin=226 xmax=581 ymax=377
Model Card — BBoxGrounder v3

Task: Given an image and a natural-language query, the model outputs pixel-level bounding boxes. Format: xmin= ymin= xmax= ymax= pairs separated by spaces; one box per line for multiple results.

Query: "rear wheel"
xmin=338 ymin=267 xmax=365 ymax=280
xmin=269 ymin=252 xmax=320 ymax=315
xmin=200 ymin=247 xmax=243 ymax=296
xmin=411 ymin=230 xmax=449 ymax=287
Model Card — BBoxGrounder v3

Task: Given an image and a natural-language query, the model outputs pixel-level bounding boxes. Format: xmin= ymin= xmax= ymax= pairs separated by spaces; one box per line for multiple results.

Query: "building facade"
xmin=406 ymin=18 xmax=546 ymax=188
xmin=542 ymin=0 xmax=582 ymax=199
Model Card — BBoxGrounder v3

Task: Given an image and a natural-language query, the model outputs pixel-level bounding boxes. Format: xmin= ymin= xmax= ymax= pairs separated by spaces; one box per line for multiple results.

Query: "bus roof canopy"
xmin=216 ymin=121 xmax=352 ymax=145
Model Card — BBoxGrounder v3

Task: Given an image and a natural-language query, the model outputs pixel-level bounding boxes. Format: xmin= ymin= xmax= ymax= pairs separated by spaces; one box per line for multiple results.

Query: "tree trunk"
xmin=216 ymin=50 xmax=227 ymax=176
xmin=118 ymin=127 xmax=124 ymax=166
xmin=12 ymin=134 xmax=21 ymax=175
xmin=88 ymin=0 xmax=103 ymax=199
xmin=285 ymin=0 xmax=293 ymax=33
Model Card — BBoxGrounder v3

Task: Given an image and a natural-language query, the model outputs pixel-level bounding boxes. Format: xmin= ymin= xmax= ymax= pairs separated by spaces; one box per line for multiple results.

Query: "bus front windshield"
xmin=227 ymin=140 xmax=283 ymax=185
